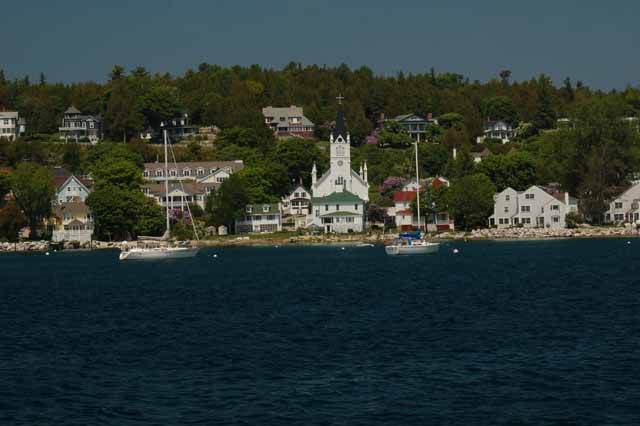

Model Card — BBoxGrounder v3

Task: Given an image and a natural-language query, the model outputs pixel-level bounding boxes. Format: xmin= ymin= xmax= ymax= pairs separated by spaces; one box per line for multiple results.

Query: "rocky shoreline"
xmin=2 ymin=226 xmax=638 ymax=253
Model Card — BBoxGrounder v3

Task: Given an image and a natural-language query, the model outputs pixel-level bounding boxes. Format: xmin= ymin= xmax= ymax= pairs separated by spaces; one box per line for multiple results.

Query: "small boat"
xmin=385 ymin=141 xmax=440 ymax=256
xmin=385 ymin=232 xmax=440 ymax=256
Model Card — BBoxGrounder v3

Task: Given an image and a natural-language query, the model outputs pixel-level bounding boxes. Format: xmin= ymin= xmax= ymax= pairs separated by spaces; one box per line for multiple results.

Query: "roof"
xmin=143 ymin=160 xmax=244 ymax=173
xmin=471 ymin=147 xmax=492 ymax=158
xmin=393 ymin=191 xmax=417 ymax=202
xmin=391 ymin=113 xmax=432 ymax=123
xmin=332 ymin=110 xmax=347 ymax=140
xmin=312 ymin=190 xmax=364 ymax=204
xmin=0 ymin=111 xmax=19 ymax=119
xmin=64 ymin=106 xmax=82 ymax=114
xmin=54 ymin=201 xmax=90 ymax=219
xmin=246 ymin=203 xmax=280 ymax=214
xmin=51 ymin=169 xmax=92 ymax=190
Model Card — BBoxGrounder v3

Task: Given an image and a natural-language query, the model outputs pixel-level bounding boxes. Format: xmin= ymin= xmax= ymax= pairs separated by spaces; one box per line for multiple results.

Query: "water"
xmin=1 ymin=239 xmax=639 ymax=425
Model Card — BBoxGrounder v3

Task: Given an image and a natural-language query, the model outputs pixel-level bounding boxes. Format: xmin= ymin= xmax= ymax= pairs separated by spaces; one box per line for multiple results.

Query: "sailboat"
xmin=385 ymin=141 xmax=440 ymax=256
xmin=119 ymin=130 xmax=200 ymax=261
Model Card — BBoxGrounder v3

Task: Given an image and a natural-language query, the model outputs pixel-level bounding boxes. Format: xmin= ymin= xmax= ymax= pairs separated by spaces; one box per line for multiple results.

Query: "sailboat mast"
xmin=415 ymin=141 xmax=421 ymax=232
xmin=164 ymin=129 xmax=170 ymax=236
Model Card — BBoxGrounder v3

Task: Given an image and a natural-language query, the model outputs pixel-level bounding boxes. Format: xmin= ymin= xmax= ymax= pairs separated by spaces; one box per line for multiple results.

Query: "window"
xmin=216 ymin=177 xmax=225 ymax=183
xmin=552 ymin=216 xmax=560 ymax=223
xmin=325 ymin=205 xmax=328 ymax=211
xmin=504 ymin=206 xmax=509 ymax=213
xmin=336 ymin=204 xmax=340 ymax=211
xmin=143 ymin=170 xmax=149 ymax=177
xmin=89 ymin=122 xmax=94 ymax=129
xmin=197 ymin=168 xmax=205 ymax=176
xmin=614 ymin=213 xmax=624 ymax=221
xmin=263 ymin=205 xmax=270 ymax=213
xmin=315 ymin=209 xmax=319 ymax=217
xmin=183 ymin=169 xmax=191 ymax=177
xmin=615 ymin=202 xmax=623 ymax=209
xmin=170 ymin=170 xmax=177 ymax=177
xmin=525 ymin=193 xmax=534 ymax=199
xmin=335 ymin=176 xmax=344 ymax=186
xmin=521 ymin=206 xmax=531 ymax=213
xmin=156 ymin=169 xmax=163 ymax=177
xmin=551 ymin=204 xmax=560 ymax=211
xmin=505 ymin=195 xmax=510 ymax=201
xmin=354 ymin=204 xmax=358 ymax=210
xmin=246 ymin=206 xmax=253 ymax=213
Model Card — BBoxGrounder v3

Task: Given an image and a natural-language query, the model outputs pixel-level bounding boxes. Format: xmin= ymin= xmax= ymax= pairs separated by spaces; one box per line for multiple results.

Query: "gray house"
xmin=59 ymin=106 xmax=101 ymax=143
xmin=262 ymin=106 xmax=314 ymax=138
xmin=490 ymin=185 xmax=578 ymax=229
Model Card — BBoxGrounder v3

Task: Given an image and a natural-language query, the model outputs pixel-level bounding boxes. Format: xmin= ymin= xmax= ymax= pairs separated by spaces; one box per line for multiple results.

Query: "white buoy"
xmin=213 ymin=254 xmax=218 ymax=258
xmin=45 ymin=252 xmax=50 ymax=256
xmin=341 ymin=247 xmax=345 ymax=251
xmin=453 ymin=248 xmax=459 ymax=254
xmin=627 ymin=241 xmax=631 ymax=245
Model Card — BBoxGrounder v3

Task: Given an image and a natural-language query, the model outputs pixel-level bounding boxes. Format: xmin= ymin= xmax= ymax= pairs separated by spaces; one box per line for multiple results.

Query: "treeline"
xmin=2 ymin=63 xmax=640 ymax=143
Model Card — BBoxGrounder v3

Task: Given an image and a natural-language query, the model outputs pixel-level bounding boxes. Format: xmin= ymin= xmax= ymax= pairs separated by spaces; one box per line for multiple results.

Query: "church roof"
xmin=312 ymin=190 xmax=364 ymax=204
xmin=332 ymin=110 xmax=347 ymax=140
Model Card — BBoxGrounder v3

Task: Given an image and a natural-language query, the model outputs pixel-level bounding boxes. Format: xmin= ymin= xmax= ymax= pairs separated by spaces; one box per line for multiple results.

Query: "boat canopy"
xmin=399 ymin=231 xmax=421 ymax=240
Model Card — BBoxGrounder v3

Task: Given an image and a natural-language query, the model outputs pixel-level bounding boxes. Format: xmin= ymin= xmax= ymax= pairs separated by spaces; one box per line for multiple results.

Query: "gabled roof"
xmin=246 ymin=203 xmax=280 ymax=214
xmin=65 ymin=106 xmax=82 ymax=114
xmin=0 ymin=111 xmax=19 ymax=119
xmin=312 ymin=190 xmax=364 ymax=204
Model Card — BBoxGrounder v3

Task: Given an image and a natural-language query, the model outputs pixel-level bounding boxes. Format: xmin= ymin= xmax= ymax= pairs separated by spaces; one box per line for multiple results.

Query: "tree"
xmin=0 ymin=201 xmax=25 ymax=242
xmin=448 ymin=144 xmax=475 ymax=178
xmin=367 ymin=203 xmax=387 ymax=224
xmin=272 ymin=139 xmax=324 ymax=186
xmin=533 ymin=75 xmax=557 ymax=131
xmin=135 ymin=197 xmax=165 ymax=237
xmin=62 ymin=143 xmax=82 ymax=173
xmin=475 ymin=151 xmax=536 ymax=191
xmin=104 ymin=81 xmax=144 ymax=142
xmin=139 ymin=85 xmax=183 ymax=128
xmin=499 ymin=69 xmax=512 ymax=85
xmin=10 ymin=163 xmax=55 ymax=237
xmin=377 ymin=121 xmax=413 ymax=148
xmin=438 ymin=113 xmax=464 ymax=129
xmin=0 ymin=172 xmax=10 ymax=208
xmin=87 ymin=187 xmax=146 ymax=241
xmin=205 ymin=174 xmax=249 ymax=230
xmin=447 ymin=173 xmax=496 ymax=230
xmin=481 ymin=96 xmax=519 ymax=126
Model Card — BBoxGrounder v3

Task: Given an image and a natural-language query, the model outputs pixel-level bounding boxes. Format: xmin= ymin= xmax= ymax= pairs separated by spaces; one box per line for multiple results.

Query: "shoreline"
xmin=2 ymin=227 xmax=639 ymax=253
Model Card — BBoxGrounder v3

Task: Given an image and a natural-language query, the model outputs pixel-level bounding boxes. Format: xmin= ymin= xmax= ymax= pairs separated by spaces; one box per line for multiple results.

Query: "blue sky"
xmin=1 ymin=0 xmax=638 ymax=89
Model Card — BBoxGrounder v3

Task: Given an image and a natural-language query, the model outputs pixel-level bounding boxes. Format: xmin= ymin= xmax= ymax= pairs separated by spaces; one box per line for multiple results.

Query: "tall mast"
xmin=415 ymin=141 xmax=421 ymax=232
xmin=164 ymin=129 xmax=170 ymax=236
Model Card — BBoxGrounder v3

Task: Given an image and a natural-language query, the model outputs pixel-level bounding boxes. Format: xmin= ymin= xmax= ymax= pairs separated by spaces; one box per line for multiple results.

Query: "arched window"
xmin=335 ymin=176 xmax=344 ymax=186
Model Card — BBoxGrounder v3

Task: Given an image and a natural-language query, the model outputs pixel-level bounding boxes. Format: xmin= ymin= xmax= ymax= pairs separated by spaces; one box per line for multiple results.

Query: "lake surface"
xmin=1 ymin=239 xmax=639 ymax=425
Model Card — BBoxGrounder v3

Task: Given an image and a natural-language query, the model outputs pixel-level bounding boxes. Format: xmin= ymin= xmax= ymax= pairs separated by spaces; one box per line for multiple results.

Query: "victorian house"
xmin=59 ymin=106 xmax=101 ymax=143
xmin=262 ymin=105 xmax=315 ymax=138
xmin=0 ymin=111 xmax=26 ymax=141
xmin=282 ymin=184 xmax=312 ymax=230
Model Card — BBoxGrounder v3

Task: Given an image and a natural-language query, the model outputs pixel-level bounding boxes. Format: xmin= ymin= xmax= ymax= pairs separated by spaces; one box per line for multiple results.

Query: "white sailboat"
xmin=119 ymin=130 xmax=200 ymax=261
xmin=385 ymin=141 xmax=440 ymax=256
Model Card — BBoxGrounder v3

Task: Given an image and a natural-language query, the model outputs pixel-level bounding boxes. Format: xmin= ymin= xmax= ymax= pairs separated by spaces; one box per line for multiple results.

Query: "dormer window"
xmin=156 ymin=169 xmax=163 ymax=177
xmin=210 ymin=168 xmax=216 ymax=174
xmin=246 ymin=206 xmax=253 ymax=213
xmin=263 ymin=205 xmax=270 ymax=213
xmin=197 ymin=168 xmax=205 ymax=176
xmin=170 ymin=169 xmax=177 ymax=177
xmin=183 ymin=169 xmax=191 ymax=177
xmin=143 ymin=170 xmax=149 ymax=177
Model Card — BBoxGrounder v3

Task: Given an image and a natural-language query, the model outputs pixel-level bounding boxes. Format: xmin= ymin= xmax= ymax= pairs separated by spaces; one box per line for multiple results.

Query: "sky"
xmin=1 ymin=0 xmax=638 ymax=90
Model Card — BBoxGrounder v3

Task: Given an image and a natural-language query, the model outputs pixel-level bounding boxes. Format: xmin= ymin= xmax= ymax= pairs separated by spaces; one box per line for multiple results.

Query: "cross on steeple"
xmin=336 ymin=94 xmax=345 ymax=105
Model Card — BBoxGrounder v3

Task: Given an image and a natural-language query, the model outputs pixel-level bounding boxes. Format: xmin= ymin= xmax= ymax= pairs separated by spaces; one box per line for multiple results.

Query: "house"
xmin=282 ymin=184 xmax=312 ymax=230
xmin=392 ymin=177 xmax=454 ymax=231
xmin=59 ymin=106 xmax=101 ymax=143
xmin=309 ymin=108 xmax=369 ymax=233
xmin=386 ymin=113 xmax=438 ymax=142
xmin=0 ymin=111 xmax=26 ymax=141
xmin=51 ymin=201 xmax=94 ymax=243
xmin=142 ymin=160 xmax=244 ymax=183
xmin=141 ymin=182 xmax=217 ymax=210
xmin=53 ymin=172 xmax=92 ymax=204
xmin=477 ymin=120 xmax=515 ymax=144
xmin=262 ymin=105 xmax=315 ymax=138
xmin=160 ymin=113 xmax=198 ymax=142
xmin=235 ymin=203 xmax=283 ymax=234
xmin=471 ymin=147 xmax=492 ymax=163
xmin=489 ymin=185 xmax=578 ymax=229
xmin=604 ymin=182 xmax=640 ymax=224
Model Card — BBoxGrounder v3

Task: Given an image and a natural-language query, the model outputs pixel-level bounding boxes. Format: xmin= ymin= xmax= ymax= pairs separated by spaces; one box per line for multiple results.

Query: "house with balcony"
xmin=59 ymin=106 xmax=101 ymax=143
xmin=387 ymin=113 xmax=438 ymax=142
xmin=490 ymin=185 xmax=578 ymax=228
xmin=477 ymin=120 xmax=515 ymax=144
xmin=282 ymin=184 xmax=312 ymax=230
xmin=160 ymin=113 xmax=198 ymax=142
xmin=51 ymin=201 xmax=94 ymax=243
xmin=0 ymin=111 xmax=26 ymax=141
xmin=235 ymin=203 xmax=283 ymax=234
xmin=262 ymin=106 xmax=315 ymax=138
xmin=141 ymin=182 xmax=217 ymax=211
xmin=604 ymin=182 xmax=640 ymax=224
xmin=142 ymin=160 xmax=244 ymax=183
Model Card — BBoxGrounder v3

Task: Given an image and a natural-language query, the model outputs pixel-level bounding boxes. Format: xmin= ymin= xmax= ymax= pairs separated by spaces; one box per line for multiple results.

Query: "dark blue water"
xmin=1 ymin=240 xmax=640 ymax=425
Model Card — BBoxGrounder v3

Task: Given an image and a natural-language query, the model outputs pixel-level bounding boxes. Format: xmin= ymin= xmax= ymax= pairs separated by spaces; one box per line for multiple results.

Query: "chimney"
xmin=565 ymin=191 xmax=569 ymax=206
xmin=427 ymin=112 xmax=433 ymax=120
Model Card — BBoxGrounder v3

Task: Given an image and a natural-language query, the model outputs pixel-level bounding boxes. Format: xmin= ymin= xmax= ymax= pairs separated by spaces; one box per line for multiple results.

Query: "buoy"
xmin=213 ymin=254 xmax=218 ymax=258
xmin=453 ymin=249 xmax=459 ymax=254
xmin=627 ymin=241 xmax=631 ymax=245
xmin=45 ymin=252 xmax=50 ymax=256
xmin=341 ymin=247 xmax=345 ymax=250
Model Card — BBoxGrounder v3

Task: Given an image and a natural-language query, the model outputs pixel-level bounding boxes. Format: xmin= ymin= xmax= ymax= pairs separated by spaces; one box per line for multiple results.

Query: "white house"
xmin=143 ymin=160 xmax=244 ymax=183
xmin=477 ymin=120 xmax=515 ymax=144
xmin=490 ymin=185 xmax=578 ymax=229
xmin=235 ymin=203 xmax=283 ymax=234
xmin=604 ymin=182 xmax=640 ymax=224
xmin=141 ymin=182 xmax=216 ymax=210
xmin=0 ymin=111 xmax=26 ymax=141
xmin=309 ymin=109 xmax=369 ymax=233
xmin=282 ymin=184 xmax=312 ymax=229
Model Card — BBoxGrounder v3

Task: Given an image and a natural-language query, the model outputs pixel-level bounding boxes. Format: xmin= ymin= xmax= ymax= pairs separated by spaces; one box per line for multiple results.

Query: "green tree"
xmin=438 ymin=113 xmax=464 ymax=129
xmin=11 ymin=163 xmax=55 ymax=237
xmin=533 ymin=75 xmax=557 ymax=131
xmin=481 ymin=96 xmax=519 ymax=126
xmin=475 ymin=151 xmax=536 ymax=191
xmin=272 ymin=139 xmax=324 ymax=186
xmin=0 ymin=172 xmax=10 ymax=207
xmin=104 ymin=81 xmax=144 ymax=142
xmin=419 ymin=143 xmax=450 ymax=177
xmin=449 ymin=144 xmax=475 ymax=178
xmin=135 ymin=197 xmax=165 ymax=237
xmin=139 ymin=85 xmax=183 ymax=128
xmin=0 ymin=201 xmax=25 ymax=242
xmin=62 ymin=142 xmax=82 ymax=173
xmin=205 ymin=174 xmax=249 ymax=230
xmin=447 ymin=173 xmax=496 ymax=230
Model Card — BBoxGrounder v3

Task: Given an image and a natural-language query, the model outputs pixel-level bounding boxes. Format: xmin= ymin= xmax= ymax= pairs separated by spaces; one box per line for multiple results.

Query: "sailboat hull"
xmin=119 ymin=247 xmax=199 ymax=261
xmin=385 ymin=243 xmax=440 ymax=256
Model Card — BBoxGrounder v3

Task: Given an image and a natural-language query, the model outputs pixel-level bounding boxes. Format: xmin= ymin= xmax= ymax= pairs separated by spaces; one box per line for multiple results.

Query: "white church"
xmin=310 ymin=108 xmax=369 ymax=233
